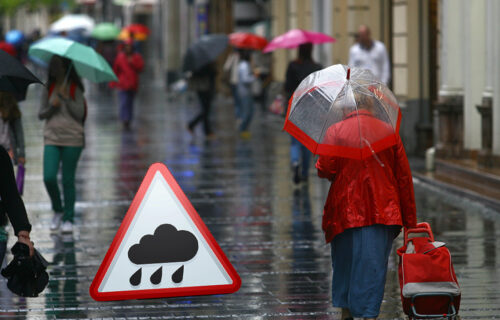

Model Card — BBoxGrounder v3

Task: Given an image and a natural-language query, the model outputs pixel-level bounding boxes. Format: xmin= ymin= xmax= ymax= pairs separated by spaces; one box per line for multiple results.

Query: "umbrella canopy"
xmin=5 ymin=30 xmax=24 ymax=46
xmin=28 ymin=37 xmax=117 ymax=83
xmin=263 ymin=29 xmax=335 ymax=53
xmin=118 ymin=23 xmax=150 ymax=41
xmin=183 ymin=34 xmax=228 ymax=72
xmin=0 ymin=41 xmax=17 ymax=56
xmin=125 ymin=23 xmax=150 ymax=35
xmin=0 ymin=49 xmax=42 ymax=100
xmin=229 ymin=32 xmax=268 ymax=50
xmin=117 ymin=29 xmax=148 ymax=41
xmin=50 ymin=14 xmax=95 ymax=35
xmin=91 ymin=23 xmax=120 ymax=40
xmin=284 ymin=64 xmax=401 ymax=160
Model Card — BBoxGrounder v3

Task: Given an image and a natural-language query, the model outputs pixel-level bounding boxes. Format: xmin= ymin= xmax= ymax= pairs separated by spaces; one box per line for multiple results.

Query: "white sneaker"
xmin=50 ymin=213 xmax=63 ymax=231
xmin=61 ymin=221 xmax=73 ymax=233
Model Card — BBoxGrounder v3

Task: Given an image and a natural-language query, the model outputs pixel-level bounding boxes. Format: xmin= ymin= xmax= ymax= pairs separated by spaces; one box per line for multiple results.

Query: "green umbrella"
xmin=28 ymin=37 xmax=117 ymax=83
xmin=91 ymin=23 xmax=120 ymax=41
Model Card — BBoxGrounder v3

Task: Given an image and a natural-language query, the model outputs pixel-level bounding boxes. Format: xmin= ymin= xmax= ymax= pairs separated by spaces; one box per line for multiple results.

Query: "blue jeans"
xmin=290 ymin=137 xmax=310 ymax=178
xmin=239 ymin=94 xmax=254 ymax=131
xmin=118 ymin=90 xmax=135 ymax=122
xmin=230 ymin=84 xmax=242 ymax=120
xmin=330 ymin=224 xmax=400 ymax=318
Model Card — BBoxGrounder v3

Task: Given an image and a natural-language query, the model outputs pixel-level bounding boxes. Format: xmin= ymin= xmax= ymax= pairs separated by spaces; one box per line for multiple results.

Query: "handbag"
xmin=269 ymin=95 xmax=285 ymax=115
xmin=251 ymin=78 xmax=262 ymax=96
xmin=1 ymin=242 xmax=49 ymax=297
xmin=16 ymin=163 xmax=25 ymax=195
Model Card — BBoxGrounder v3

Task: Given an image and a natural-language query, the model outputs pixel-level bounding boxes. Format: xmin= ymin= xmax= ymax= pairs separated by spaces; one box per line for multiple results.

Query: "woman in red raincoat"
xmin=110 ymin=39 xmax=144 ymax=129
xmin=316 ymin=96 xmax=417 ymax=320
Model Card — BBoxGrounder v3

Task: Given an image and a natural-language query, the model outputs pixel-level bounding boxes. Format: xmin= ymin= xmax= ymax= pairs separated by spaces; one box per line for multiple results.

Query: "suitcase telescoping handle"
xmin=404 ymin=222 xmax=434 ymax=246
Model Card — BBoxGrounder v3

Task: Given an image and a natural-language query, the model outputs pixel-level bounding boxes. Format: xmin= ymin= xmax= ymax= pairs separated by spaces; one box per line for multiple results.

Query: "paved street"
xmin=1 ymin=79 xmax=499 ymax=319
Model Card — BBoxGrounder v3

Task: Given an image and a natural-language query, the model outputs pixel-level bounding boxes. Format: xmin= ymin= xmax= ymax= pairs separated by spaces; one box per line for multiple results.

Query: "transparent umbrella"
xmin=284 ymin=64 xmax=401 ymax=160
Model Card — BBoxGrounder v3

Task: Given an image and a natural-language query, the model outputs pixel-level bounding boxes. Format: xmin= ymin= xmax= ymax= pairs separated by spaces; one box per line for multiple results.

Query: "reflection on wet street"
xmin=1 ymin=82 xmax=499 ymax=319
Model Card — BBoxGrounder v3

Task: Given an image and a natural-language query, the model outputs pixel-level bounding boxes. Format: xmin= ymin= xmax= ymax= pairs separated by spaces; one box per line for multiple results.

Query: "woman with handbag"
xmin=39 ymin=56 xmax=86 ymax=233
xmin=237 ymin=50 xmax=257 ymax=138
xmin=0 ymin=145 xmax=33 ymax=262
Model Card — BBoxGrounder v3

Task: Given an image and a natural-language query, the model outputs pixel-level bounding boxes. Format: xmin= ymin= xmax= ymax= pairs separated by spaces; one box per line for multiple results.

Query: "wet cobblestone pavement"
xmin=1 ymin=81 xmax=499 ymax=319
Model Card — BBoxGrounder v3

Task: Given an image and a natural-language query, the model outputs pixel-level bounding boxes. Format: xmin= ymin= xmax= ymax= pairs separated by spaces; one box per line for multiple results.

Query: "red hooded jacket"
xmin=111 ymin=51 xmax=144 ymax=91
xmin=316 ymin=112 xmax=417 ymax=243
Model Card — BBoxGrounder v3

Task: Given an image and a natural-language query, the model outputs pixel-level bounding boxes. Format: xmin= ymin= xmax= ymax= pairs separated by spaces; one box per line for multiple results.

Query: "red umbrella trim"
xmin=283 ymin=90 xmax=402 ymax=159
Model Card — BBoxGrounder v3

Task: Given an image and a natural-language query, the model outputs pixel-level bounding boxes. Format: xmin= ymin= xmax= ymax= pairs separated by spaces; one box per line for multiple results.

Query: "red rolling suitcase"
xmin=397 ymin=222 xmax=460 ymax=319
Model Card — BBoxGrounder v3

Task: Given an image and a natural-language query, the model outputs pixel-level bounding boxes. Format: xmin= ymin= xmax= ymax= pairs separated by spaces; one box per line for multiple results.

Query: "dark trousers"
xmin=258 ymin=74 xmax=269 ymax=112
xmin=0 ymin=240 xmax=6 ymax=266
xmin=189 ymin=91 xmax=213 ymax=135
xmin=118 ymin=90 xmax=135 ymax=123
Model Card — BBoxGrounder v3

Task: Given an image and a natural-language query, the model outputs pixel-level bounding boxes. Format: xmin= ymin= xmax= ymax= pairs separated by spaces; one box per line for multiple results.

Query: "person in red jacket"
xmin=110 ymin=39 xmax=144 ymax=129
xmin=316 ymin=97 xmax=417 ymax=320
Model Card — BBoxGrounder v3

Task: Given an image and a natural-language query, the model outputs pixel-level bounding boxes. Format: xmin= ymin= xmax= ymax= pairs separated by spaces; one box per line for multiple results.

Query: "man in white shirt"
xmin=348 ymin=25 xmax=390 ymax=84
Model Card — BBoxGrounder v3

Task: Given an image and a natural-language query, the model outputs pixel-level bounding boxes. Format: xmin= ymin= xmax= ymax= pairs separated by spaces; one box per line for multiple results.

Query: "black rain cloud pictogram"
xmin=128 ymin=224 xmax=199 ymax=265
xmin=127 ymin=224 xmax=199 ymax=286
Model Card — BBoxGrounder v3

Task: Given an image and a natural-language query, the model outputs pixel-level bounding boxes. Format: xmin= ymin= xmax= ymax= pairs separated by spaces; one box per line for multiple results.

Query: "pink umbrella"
xmin=263 ymin=29 xmax=335 ymax=53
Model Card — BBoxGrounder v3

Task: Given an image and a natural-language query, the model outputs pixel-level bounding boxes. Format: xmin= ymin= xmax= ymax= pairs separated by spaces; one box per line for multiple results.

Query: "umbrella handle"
xmin=63 ymin=61 xmax=74 ymax=87
xmin=346 ymin=68 xmax=350 ymax=80
xmin=362 ymin=138 xmax=384 ymax=167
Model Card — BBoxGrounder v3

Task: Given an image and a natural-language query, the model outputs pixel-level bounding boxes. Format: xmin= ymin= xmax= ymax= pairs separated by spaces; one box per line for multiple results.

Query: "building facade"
xmin=437 ymin=0 xmax=500 ymax=166
xmin=270 ymin=0 xmax=500 ymax=162
xmin=270 ymin=0 xmax=431 ymax=155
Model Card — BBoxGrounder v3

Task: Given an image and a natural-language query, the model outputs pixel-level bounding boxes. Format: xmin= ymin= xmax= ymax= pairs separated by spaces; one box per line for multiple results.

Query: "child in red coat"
xmin=110 ymin=39 xmax=144 ymax=129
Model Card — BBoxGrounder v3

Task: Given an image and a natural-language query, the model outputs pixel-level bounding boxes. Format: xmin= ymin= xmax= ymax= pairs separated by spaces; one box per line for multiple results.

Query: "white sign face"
xmin=90 ymin=163 xmax=240 ymax=301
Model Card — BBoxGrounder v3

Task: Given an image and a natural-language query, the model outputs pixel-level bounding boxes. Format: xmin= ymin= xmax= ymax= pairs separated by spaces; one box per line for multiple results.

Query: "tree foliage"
xmin=0 ymin=0 xmax=75 ymax=15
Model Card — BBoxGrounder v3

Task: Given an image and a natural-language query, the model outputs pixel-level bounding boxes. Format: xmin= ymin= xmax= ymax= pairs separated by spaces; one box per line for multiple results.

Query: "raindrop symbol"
xmin=172 ymin=265 xmax=184 ymax=283
xmin=150 ymin=266 xmax=163 ymax=285
xmin=130 ymin=268 xmax=142 ymax=286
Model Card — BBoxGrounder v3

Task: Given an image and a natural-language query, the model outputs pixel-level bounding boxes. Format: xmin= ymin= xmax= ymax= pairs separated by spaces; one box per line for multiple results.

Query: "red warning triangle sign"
xmin=90 ymin=163 xmax=241 ymax=301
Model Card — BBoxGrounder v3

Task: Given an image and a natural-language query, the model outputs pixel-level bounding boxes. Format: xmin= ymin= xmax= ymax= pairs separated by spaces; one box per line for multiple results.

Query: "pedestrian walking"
xmin=284 ymin=43 xmax=321 ymax=184
xmin=348 ymin=25 xmax=390 ymax=84
xmin=252 ymin=50 xmax=272 ymax=113
xmin=237 ymin=50 xmax=256 ymax=138
xmin=223 ymin=50 xmax=241 ymax=122
xmin=315 ymin=92 xmax=417 ymax=319
xmin=187 ymin=62 xmax=216 ymax=139
xmin=0 ymin=94 xmax=27 ymax=264
xmin=110 ymin=39 xmax=144 ymax=129
xmin=38 ymin=56 xmax=86 ymax=233
xmin=0 ymin=92 xmax=26 ymax=244
xmin=0 ymin=145 xmax=33 ymax=264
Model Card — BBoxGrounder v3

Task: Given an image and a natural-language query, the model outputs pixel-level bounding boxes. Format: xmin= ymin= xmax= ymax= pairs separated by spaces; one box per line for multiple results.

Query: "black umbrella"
xmin=0 ymin=49 xmax=42 ymax=101
xmin=1 ymin=242 xmax=49 ymax=297
xmin=182 ymin=34 xmax=228 ymax=72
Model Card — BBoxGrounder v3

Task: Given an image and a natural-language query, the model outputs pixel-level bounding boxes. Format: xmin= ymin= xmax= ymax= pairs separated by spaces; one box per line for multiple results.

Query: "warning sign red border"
xmin=89 ymin=163 xmax=241 ymax=301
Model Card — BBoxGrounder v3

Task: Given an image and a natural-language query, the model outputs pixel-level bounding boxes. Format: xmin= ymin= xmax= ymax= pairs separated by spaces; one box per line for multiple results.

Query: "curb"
xmin=413 ymin=171 xmax=500 ymax=213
